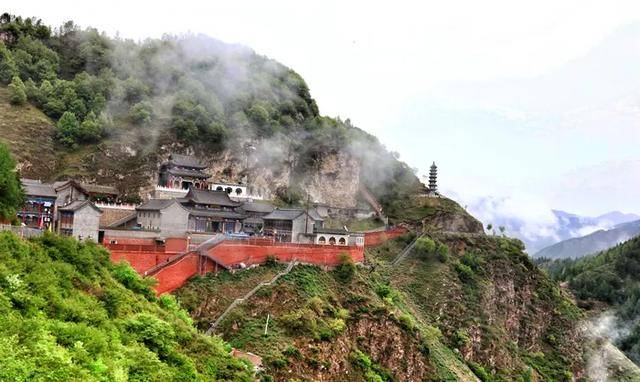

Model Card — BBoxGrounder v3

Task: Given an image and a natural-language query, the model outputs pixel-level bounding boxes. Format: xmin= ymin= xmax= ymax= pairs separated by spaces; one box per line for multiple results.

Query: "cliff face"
xmin=388 ymin=234 xmax=586 ymax=380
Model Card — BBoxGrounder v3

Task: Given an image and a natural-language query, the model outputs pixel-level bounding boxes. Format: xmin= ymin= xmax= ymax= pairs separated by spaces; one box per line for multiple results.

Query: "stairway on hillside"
xmin=205 ymin=260 xmax=297 ymax=335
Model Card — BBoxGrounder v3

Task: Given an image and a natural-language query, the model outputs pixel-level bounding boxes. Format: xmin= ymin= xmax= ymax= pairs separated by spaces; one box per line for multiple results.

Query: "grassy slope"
xmin=175 ymin=240 xmax=479 ymax=382
xmin=0 ymin=232 xmax=253 ymax=381
xmin=0 ymin=86 xmax=60 ymax=178
xmin=175 ymin=233 xmax=586 ymax=381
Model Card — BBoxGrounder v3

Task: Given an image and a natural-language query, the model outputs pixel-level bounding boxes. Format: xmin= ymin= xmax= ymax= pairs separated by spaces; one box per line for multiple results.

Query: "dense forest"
xmin=541 ymin=236 xmax=640 ymax=363
xmin=0 ymin=13 xmax=420 ymax=208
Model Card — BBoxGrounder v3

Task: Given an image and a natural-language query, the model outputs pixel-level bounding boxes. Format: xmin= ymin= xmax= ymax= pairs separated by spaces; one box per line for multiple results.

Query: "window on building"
xmin=339 ymin=237 xmax=346 ymax=245
xmin=235 ymin=188 xmax=242 ymax=195
xmin=329 ymin=237 xmax=336 ymax=245
xmin=318 ymin=236 xmax=326 ymax=244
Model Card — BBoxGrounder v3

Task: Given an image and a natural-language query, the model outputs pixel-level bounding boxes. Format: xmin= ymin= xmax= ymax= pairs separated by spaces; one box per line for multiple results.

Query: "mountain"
xmin=0 ymin=14 xmax=420 ymax=213
xmin=534 ymin=219 xmax=640 ymax=259
xmin=544 ymin=235 xmax=640 ymax=372
xmin=175 ymin=233 xmax=588 ymax=381
xmin=465 ymin=195 xmax=639 ymax=253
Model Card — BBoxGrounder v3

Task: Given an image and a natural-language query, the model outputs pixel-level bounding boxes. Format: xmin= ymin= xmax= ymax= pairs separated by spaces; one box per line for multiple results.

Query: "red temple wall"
xmin=363 ymin=227 xmax=407 ymax=246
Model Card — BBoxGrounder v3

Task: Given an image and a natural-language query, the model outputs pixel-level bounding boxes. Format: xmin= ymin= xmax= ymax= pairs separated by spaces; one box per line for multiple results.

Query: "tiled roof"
xmin=241 ymin=201 xmax=274 ymax=214
xmin=167 ymin=168 xmax=210 ymax=179
xmin=187 ymin=208 xmax=246 ymax=220
xmin=53 ymin=180 xmax=118 ymax=196
xmin=262 ymin=208 xmax=305 ymax=221
xmin=59 ymin=200 xmax=102 ymax=213
xmin=263 ymin=208 xmax=324 ymax=222
xmin=79 ymin=182 xmax=118 ymax=195
xmin=315 ymin=227 xmax=352 ymax=235
xmin=184 ymin=189 xmax=241 ymax=207
xmin=21 ymin=179 xmax=57 ymax=198
xmin=168 ymin=154 xmax=207 ymax=169
xmin=137 ymin=199 xmax=176 ymax=211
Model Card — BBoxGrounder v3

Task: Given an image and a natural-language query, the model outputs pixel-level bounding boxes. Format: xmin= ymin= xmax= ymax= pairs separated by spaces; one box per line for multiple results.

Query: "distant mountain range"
xmin=534 ymin=219 xmax=640 ymax=259
xmin=465 ymin=198 xmax=640 ymax=254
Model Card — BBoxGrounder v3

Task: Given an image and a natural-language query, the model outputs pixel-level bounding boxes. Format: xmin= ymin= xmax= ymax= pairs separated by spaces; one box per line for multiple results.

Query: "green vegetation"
xmin=0 ymin=13 xmax=420 ymax=208
xmin=0 ymin=232 xmax=252 ymax=381
xmin=387 ymin=233 xmax=583 ymax=381
xmin=544 ymin=236 xmax=640 ymax=363
xmin=0 ymin=142 xmax=24 ymax=221
xmin=175 ymin=233 xmax=582 ymax=381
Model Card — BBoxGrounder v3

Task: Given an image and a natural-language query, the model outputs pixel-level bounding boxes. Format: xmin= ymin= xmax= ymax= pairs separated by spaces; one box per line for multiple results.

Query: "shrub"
xmin=8 ymin=75 xmax=26 ymax=105
xmin=469 ymin=362 xmax=493 ymax=382
xmin=307 ymin=296 xmax=324 ymax=315
xmin=436 ymin=243 xmax=449 ymax=263
xmin=375 ymin=283 xmax=392 ymax=298
xmin=333 ymin=253 xmax=356 ymax=283
xmin=350 ymin=349 xmax=372 ymax=369
xmin=455 ymin=262 xmax=474 ymax=283
xmin=279 ymin=308 xmax=318 ymax=335
xmin=395 ymin=313 xmax=415 ymax=332
xmin=328 ymin=318 xmax=346 ymax=336
xmin=129 ymin=101 xmax=153 ymax=124
xmin=265 ymin=255 xmax=277 ymax=267
xmin=453 ymin=328 xmax=471 ymax=349
xmin=414 ymin=237 xmax=436 ymax=256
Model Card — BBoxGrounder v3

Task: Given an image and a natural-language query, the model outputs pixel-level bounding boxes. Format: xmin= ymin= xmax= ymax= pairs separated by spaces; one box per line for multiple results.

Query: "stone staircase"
xmin=391 ymin=233 xmax=424 ymax=266
xmin=205 ymin=260 xmax=297 ymax=335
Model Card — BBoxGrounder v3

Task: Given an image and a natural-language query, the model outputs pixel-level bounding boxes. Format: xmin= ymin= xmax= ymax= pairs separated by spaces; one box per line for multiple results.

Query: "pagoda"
xmin=428 ymin=162 xmax=438 ymax=192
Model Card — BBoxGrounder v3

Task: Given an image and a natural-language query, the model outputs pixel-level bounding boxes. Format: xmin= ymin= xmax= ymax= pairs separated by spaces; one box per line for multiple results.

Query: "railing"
xmin=154 ymin=185 xmax=188 ymax=194
xmin=206 ymin=260 xmax=297 ymax=334
xmin=104 ymin=243 xmax=166 ymax=252
xmin=0 ymin=224 xmax=45 ymax=238
xmin=94 ymin=202 xmax=137 ymax=210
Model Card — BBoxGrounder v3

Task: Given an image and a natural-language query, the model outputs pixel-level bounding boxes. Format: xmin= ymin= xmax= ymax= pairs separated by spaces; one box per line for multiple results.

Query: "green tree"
xmin=0 ymin=142 xmax=24 ymax=221
xmin=414 ymin=237 xmax=436 ymax=256
xmin=0 ymin=41 xmax=18 ymax=83
xmin=7 ymin=75 xmax=26 ymax=105
xmin=55 ymin=111 xmax=80 ymax=147
xmin=78 ymin=111 xmax=102 ymax=142
xmin=129 ymin=101 xmax=153 ymax=125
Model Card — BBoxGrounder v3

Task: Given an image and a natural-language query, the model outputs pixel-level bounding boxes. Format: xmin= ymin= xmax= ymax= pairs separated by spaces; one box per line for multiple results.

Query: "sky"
xmin=6 ymin=1 xmax=640 ymax=234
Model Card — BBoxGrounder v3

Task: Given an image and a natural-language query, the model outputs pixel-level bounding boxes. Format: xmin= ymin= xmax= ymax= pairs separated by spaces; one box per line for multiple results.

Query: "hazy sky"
xmin=7 ymin=1 xmax=640 ymax=222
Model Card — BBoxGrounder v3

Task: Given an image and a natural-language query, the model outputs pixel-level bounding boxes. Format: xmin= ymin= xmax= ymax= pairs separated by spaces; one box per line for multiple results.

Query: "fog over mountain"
xmin=460 ymin=194 xmax=639 ymax=254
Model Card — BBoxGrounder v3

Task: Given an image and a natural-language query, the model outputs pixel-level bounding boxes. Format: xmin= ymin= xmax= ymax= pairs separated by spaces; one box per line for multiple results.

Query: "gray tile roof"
xmin=169 ymin=154 xmax=207 ymax=169
xmin=21 ymin=179 xmax=57 ymax=198
xmin=262 ymin=208 xmax=305 ymax=221
xmin=185 ymin=189 xmax=241 ymax=207
xmin=241 ymin=201 xmax=275 ymax=214
xmin=52 ymin=180 xmax=118 ymax=196
xmin=59 ymin=200 xmax=102 ymax=213
xmin=262 ymin=208 xmax=323 ymax=221
xmin=168 ymin=168 xmax=210 ymax=179
xmin=79 ymin=183 xmax=118 ymax=195
xmin=137 ymin=199 xmax=176 ymax=211
xmin=187 ymin=208 xmax=246 ymax=220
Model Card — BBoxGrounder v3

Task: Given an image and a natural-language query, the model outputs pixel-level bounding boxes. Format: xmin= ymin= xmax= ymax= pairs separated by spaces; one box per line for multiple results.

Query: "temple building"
xmin=180 ymin=189 xmax=245 ymax=233
xmin=240 ymin=201 xmax=275 ymax=234
xmin=56 ymin=200 xmax=102 ymax=241
xmin=53 ymin=180 xmax=119 ymax=206
xmin=157 ymin=154 xmax=210 ymax=193
xmin=18 ymin=179 xmax=57 ymax=229
xmin=262 ymin=208 xmax=324 ymax=243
